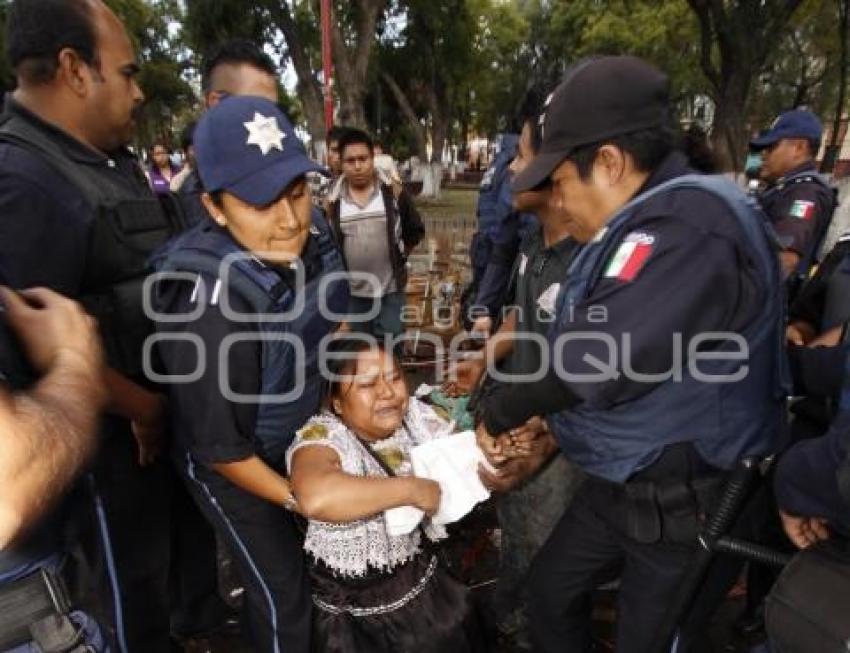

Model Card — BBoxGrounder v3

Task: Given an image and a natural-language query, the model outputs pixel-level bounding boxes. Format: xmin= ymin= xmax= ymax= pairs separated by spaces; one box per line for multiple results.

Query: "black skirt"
xmin=309 ymin=551 xmax=486 ymax=653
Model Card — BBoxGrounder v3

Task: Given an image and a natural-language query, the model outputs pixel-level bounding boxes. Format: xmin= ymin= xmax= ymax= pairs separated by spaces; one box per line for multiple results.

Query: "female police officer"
xmin=149 ymin=96 xmax=348 ymax=652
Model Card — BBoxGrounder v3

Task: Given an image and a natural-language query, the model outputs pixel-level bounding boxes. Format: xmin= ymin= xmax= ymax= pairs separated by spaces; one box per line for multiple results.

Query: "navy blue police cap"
xmin=750 ymin=109 xmax=823 ymax=150
xmin=513 ymin=56 xmax=670 ymax=193
xmin=194 ymin=96 xmax=327 ymax=206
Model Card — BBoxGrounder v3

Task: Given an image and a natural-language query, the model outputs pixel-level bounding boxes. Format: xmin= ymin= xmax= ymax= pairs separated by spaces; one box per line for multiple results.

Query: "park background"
xmin=4 ymin=0 xmax=850 ymax=258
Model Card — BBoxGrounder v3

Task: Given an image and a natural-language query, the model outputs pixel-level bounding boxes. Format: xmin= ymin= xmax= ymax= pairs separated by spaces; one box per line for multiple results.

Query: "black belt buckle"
xmin=0 ymin=567 xmax=71 ymax=650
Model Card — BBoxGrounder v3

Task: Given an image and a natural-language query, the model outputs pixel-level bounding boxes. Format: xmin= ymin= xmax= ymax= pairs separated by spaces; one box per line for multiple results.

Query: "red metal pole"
xmin=320 ymin=0 xmax=334 ymax=133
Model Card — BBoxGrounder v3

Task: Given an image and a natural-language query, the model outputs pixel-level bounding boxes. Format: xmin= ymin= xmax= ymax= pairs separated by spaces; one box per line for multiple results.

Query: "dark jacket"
xmin=326 ymin=175 xmax=425 ymax=292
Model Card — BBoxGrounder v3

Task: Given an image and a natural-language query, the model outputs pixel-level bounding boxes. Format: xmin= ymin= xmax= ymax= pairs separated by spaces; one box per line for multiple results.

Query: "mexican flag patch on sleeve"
xmin=789 ymin=199 xmax=816 ymax=221
xmin=604 ymin=232 xmax=656 ymax=282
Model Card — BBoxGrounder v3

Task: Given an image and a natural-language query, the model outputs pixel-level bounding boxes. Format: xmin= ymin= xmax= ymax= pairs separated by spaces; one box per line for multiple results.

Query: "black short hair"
xmin=6 ymin=0 xmax=99 ymax=85
xmin=517 ymin=85 xmax=548 ymax=154
xmin=682 ymin=124 xmax=718 ymax=174
xmin=201 ymin=39 xmax=277 ymax=94
xmin=327 ymin=125 xmax=352 ymax=145
xmin=569 ymin=123 xmax=678 ymax=180
xmin=338 ymin=128 xmax=374 ymax=158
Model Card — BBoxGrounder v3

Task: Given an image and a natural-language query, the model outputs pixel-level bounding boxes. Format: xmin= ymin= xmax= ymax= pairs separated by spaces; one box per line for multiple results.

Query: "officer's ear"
xmin=56 ymin=48 xmax=92 ymax=97
xmin=201 ymin=193 xmax=227 ymax=228
xmin=205 ymin=91 xmax=225 ymax=110
xmin=592 ymin=145 xmax=628 ymax=187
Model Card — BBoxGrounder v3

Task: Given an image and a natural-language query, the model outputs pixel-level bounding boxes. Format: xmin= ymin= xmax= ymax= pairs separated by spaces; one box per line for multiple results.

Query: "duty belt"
xmin=0 ymin=567 xmax=87 ymax=652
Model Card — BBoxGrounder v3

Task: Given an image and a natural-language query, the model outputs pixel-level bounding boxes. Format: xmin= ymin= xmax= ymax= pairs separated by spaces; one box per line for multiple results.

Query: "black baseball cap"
xmin=513 ymin=56 xmax=671 ymax=192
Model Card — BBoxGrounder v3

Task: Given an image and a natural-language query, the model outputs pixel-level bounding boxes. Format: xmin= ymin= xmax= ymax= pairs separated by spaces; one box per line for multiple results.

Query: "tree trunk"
xmin=711 ymin=72 xmax=752 ymax=172
xmin=329 ymin=0 xmax=385 ymax=129
xmin=824 ymin=0 xmax=850 ymax=173
xmin=268 ymin=1 xmax=326 ymax=143
xmin=687 ymin=0 xmax=805 ymax=172
xmin=381 ymin=71 xmax=428 ymax=160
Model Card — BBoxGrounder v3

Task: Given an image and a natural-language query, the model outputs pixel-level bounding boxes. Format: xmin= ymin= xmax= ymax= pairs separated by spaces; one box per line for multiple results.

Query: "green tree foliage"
xmin=105 ymin=0 xmax=195 ymax=149
xmin=0 ymin=0 xmax=845 ymax=172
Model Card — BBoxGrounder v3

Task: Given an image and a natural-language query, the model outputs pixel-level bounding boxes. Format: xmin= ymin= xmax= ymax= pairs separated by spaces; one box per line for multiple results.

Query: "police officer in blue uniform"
xmin=786 ymin=232 xmax=850 ymax=440
xmin=0 ymin=2 xmax=195 ymax=649
xmin=151 ymin=96 xmax=349 ymax=653
xmin=467 ymin=133 xmax=537 ymax=332
xmin=474 ymin=56 xmax=785 ymax=653
xmin=775 ymin=394 xmax=850 ymax=549
xmin=750 ymin=110 xmax=837 ymax=301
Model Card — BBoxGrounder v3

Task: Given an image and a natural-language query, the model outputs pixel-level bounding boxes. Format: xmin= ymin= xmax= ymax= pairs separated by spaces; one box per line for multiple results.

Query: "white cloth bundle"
xmin=384 ymin=431 xmax=492 ymax=536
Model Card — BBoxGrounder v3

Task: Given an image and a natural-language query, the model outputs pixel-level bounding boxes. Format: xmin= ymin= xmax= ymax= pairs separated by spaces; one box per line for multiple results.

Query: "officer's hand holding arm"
xmin=807 ymin=324 xmax=845 ymax=348
xmin=475 ymin=422 xmax=508 ymax=467
xmin=0 ymin=287 xmax=106 ymax=548
xmin=212 ymin=456 xmax=302 ymax=515
xmin=103 ymin=368 xmax=167 ymax=467
xmin=787 ymin=320 xmax=817 ymax=346
xmin=290 ymin=445 xmax=441 ymax=521
xmin=478 ymin=431 xmax=559 ymax=493
xmin=471 ymin=316 xmax=493 ymax=340
xmin=499 ymin=416 xmax=549 ymax=458
xmin=779 ymin=250 xmax=801 ymax=279
xmin=444 ymin=355 xmax=485 ymax=398
xmin=779 ymin=510 xmax=830 ymax=549
xmin=444 ymin=310 xmax=516 ymax=397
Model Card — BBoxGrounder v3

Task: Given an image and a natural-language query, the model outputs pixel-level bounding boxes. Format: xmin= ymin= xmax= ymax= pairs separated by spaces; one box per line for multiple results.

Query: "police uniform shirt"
xmin=785 ymin=235 xmax=850 ymax=408
xmin=475 ymin=181 xmax=538 ymax=315
xmin=483 ymin=152 xmax=762 ymax=435
xmin=0 ymin=100 xmax=152 ymax=577
xmin=0 ymin=96 xmax=153 ymax=294
xmin=155 ymin=234 xmax=326 ymax=469
xmin=499 ymin=227 xmax=578 ymax=377
xmin=759 ymin=161 xmax=834 ymax=259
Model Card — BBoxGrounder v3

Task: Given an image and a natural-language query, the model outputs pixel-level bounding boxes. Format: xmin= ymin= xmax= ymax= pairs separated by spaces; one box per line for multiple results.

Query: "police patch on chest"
xmin=789 ymin=199 xmax=816 ymax=221
xmin=604 ymin=232 xmax=655 ymax=282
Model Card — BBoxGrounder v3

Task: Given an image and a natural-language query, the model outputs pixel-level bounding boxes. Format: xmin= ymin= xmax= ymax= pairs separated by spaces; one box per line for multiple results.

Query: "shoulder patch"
xmin=789 ymin=199 xmax=816 ymax=221
xmin=604 ymin=232 xmax=655 ymax=282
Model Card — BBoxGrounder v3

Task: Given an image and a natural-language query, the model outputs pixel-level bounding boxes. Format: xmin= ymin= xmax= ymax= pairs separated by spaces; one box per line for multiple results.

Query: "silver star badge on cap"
xmin=244 ymin=112 xmax=286 ymax=155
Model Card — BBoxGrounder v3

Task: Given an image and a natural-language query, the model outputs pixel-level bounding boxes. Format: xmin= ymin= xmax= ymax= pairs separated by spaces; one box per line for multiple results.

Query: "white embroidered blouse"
xmin=286 ymin=398 xmax=451 ymax=578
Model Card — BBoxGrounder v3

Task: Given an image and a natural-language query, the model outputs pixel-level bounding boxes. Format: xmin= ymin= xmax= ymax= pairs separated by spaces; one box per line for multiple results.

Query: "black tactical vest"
xmin=0 ymin=113 xmax=191 ymax=379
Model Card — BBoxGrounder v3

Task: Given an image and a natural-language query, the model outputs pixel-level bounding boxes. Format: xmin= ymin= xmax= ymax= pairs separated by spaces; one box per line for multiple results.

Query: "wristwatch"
xmin=283 ymin=492 xmax=299 ymax=513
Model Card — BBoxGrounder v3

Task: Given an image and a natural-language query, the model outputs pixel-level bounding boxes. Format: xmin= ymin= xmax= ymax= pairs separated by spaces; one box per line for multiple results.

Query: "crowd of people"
xmin=1 ymin=1 xmax=849 ymax=653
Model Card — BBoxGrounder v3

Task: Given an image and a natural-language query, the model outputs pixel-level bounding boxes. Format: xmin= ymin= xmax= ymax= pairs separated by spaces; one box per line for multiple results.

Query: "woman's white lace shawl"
xmin=286 ymin=398 xmax=451 ymax=577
